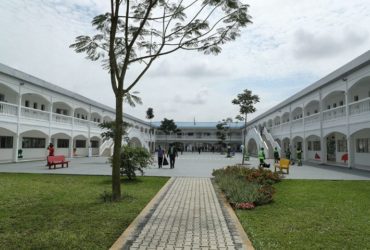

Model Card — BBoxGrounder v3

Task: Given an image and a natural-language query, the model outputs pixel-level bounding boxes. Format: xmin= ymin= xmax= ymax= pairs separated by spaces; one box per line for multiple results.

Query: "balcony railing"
xmin=74 ymin=118 xmax=89 ymax=127
xmin=52 ymin=113 xmax=73 ymax=124
xmin=0 ymin=101 xmax=18 ymax=116
xmin=349 ymin=97 xmax=370 ymax=115
xmin=21 ymin=107 xmax=49 ymax=121
xmin=323 ymin=106 xmax=346 ymax=121
xmin=305 ymin=113 xmax=320 ymax=124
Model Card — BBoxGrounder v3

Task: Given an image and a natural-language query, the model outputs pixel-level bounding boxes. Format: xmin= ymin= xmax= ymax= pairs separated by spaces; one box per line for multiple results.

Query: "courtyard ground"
xmin=1 ymin=153 xmax=369 ymax=180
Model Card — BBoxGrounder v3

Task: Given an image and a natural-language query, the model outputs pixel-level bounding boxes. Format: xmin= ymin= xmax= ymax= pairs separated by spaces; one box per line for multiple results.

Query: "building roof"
xmin=248 ymin=50 xmax=370 ymax=125
xmin=0 ymin=62 xmax=149 ymax=126
xmin=152 ymin=121 xmax=244 ymax=129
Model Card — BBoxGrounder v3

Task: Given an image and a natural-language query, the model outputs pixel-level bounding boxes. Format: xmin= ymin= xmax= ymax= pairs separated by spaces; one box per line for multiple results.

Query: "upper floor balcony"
xmin=0 ymin=101 xmax=103 ymax=132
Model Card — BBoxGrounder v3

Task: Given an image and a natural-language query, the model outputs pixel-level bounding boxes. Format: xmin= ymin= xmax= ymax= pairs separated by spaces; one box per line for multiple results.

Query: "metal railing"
xmin=349 ymin=97 xmax=370 ymax=115
xmin=0 ymin=101 xmax=18 ymax=116
xmin=74 ymin=118 xmax=89 ymax=127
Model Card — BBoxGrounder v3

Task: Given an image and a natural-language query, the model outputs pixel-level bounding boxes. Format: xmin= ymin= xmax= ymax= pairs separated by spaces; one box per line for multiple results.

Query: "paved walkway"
xmin=119 ymin=178 xmax=248 ymax=250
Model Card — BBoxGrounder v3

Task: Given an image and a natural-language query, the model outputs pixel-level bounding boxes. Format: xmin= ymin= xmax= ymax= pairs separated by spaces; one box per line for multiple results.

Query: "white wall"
xmin=0 ymin=149 xmax=13 ymax=162
xmin=22 ymin=149 xmax=47 ymax=160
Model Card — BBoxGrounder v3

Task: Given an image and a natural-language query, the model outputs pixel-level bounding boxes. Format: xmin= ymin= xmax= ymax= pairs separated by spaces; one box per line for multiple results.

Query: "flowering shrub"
xmin=235 ymin=202 xmax=255 ymax=210
xmin=213 ymin=165 xmax=281 ymax=209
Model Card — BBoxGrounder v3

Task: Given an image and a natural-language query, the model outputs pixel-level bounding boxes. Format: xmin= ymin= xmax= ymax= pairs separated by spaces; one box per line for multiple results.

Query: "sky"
xmin=0 ymin=0 xmax=369 ymax=122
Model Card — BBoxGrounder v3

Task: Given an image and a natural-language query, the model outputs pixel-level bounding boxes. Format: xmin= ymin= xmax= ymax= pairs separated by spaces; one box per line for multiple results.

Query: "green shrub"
xmin=110 ymin=145 xmax=153 ymax=180
xmin=213 ymin=165 xmax=280 ymax=209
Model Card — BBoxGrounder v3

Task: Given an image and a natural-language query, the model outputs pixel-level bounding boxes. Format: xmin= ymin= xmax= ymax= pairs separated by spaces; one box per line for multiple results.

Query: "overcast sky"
xmin=0 ymin=0 xmax=369 ymax=122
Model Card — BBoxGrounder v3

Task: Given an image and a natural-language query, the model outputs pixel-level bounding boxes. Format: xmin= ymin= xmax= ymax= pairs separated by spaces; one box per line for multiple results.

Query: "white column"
xmin=70 ymin=104 xmax=75 ymax=158
xmin=344 ymin=79 xmax=351 ymax=168
xmin=319 ymin=89 xmax=326 ymax=164
xmin=302 ymin=102 xmax=307 ymax=161
xmin=48 ymin=97 xmax=53 ymax=144
xmin=14 ymin=83 xmax=23 ymax=162
xmin=88 ymin=105 xmax=92 ymax=157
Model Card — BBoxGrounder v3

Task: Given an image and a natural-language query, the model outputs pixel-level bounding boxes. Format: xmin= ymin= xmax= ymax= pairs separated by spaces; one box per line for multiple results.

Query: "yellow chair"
xmin=274 ymin=158 xmax=290 ymax=174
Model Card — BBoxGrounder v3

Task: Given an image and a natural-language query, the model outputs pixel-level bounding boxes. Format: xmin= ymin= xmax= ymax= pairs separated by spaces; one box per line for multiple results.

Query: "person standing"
xmin=258 ymin=147 xmax=265 ymax=167
xmin=273 ymin=147 xmax=280 ymax=163
xmin=167 ymin=144 xmax=178 ymax=169
xmin=296 ymin=147 xmax=303 ymax=166
xmin=47 ymin=143 xmax=55 ymax=156
xmin=157 ymin=146 xmax=164 ymax=168
xmin=46 ymin=143 xmax=54 ymax=166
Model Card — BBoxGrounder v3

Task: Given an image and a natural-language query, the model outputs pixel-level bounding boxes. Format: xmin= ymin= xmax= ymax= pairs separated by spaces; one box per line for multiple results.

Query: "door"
xmin=327 ymin=135 xmax=336 ymax=161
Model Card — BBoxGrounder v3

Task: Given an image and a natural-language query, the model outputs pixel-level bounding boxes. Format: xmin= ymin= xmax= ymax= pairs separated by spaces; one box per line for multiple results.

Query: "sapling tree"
xmin=232 ymin=89 xmax=259 ymax=164
xmin=71 ymin=0 xmax=252 ymax=200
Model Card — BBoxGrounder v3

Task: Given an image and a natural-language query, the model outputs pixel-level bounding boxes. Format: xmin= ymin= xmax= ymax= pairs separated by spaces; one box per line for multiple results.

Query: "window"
xmin=0 ymin=93 xmax=5 ymax=102
xmin=327 ymin=105 xmax=330 ymax=110
xmin=75 ymin=140 xmax=86 ymax=148
xmin=0 ymin=136 xmax=13 ymax=148
xmin=33 ymin=102 xmax=38 ymax=109
xmin=307 ymin=141 xmax=312 ymax=151
xmin=337 ymin=139 xmax=347 ymax=152
xmin=356 ymin=138 xmax=369 ymax=153
xmin=91 ymin=140 xmax=99 ymax=148
xmin=187 ymin=133 xmax=194 ymax=136
xmin=307 ymin=112 xmax=310 ymax=116
xmin=76 ymin=114 xmax=80 ymax=118
xmin=314 ymin=109 xmax=318 ymax=113
xmin=41 ymin=104 xmax=45 ymax=111
xmin=333 ymin=103 xmax=337 ymax=108
xmin=25 ymin=100 xmax=30 ymax=107
xmin=313 ymin=141 xmax=321 ymax=151
xmin=97 ymin=118 xmax=100 ymax=123
xmin=339 ymin=101 xmax=344 ymax=106
xmin=354 ymin=95 xmax=359 ymax=102
xmin=57 ymin=139 xmax=69 ymax=148
xmin=22 ymin=137 xmax=46 ymax=148
xmin=56 ymin=108 xmax=61 ymax=114
xmin=63 ymin=110 xmax=68 ymax=115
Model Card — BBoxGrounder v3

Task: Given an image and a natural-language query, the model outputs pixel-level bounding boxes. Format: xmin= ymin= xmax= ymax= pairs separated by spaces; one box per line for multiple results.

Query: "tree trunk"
xmin=112 ymin=94 xmax=123 ymax=201
xmin=242 ymin=115 xmax=247 ymax=165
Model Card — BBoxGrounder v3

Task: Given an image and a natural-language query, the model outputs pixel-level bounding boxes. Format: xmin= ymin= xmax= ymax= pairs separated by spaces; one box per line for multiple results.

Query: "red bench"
xmin=47 ymin=155 xmax=69 ymax=169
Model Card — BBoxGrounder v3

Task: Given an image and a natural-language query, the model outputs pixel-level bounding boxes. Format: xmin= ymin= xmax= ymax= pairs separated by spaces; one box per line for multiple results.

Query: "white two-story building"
xmin=0 ymin=63 xmax=153 ymax=163
xmin=245 ymin=51 xmax=370 ymax=170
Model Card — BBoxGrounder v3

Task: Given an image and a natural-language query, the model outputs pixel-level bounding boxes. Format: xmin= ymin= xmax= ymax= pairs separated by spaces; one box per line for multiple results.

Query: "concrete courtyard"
xmin=0 ymin=152 xmax=369 ymax=180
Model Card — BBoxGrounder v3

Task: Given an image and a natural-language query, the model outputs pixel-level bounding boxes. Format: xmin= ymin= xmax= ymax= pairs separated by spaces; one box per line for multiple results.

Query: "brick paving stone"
xmin=125 ymin=177 xmax=247 ymax=249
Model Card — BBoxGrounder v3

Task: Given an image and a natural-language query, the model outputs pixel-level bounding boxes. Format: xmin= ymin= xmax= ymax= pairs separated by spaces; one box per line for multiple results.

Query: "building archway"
xmin=129 ymin=137 xmax=142 ymax=148
xmin=282 ymin=138 xmax=290 ymax=157
xmin=51 ymin=132 xmax=72 ymax=157
xmin=325 ymin=132 xmax=347 ymax=164
xmin=305 ymin=135 xmax=321 ymax=161
xmin=350 ymin=128 xmax=370 ymax=170
xmin=348 ymin=76 xmax=370 ymax=115
xmin=20 ymin=129 xmax=49 ymax=160
xmin=0 ymin=127 xmax=16 ymax=162
xmin=247 ymin=138 xmax=258 ymax=157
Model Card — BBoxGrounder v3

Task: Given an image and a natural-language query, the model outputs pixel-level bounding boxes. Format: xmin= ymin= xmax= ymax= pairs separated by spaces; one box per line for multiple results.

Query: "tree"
xmin=232 ymin=89 xmax=260 ymax=165
xmin=158 ymin=118 xmax=180 ymax=148
xmin=146 ymin=107 xmax=154 ymax=152
xmin=99 ymin=120 xmax=131 ymax=142
xmin=216 ymin=117 xmax=232 ymax=153
xmin=70 ymin=0 xmax=252 ymax=201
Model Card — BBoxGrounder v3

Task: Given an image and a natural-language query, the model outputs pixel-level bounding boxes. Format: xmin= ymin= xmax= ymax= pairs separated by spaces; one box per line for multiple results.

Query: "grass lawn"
xmin=0 ymin=173 xmax=168 ymax=249
xmin=237 ymin=180 xmax=370 ymax=250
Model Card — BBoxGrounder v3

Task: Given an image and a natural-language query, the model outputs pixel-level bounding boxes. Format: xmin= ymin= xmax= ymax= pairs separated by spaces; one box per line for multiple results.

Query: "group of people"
xmin=157 ymin=144 xmax=178 ymax=169
xmin=259 ymin=146 xmax=303 ymax=167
